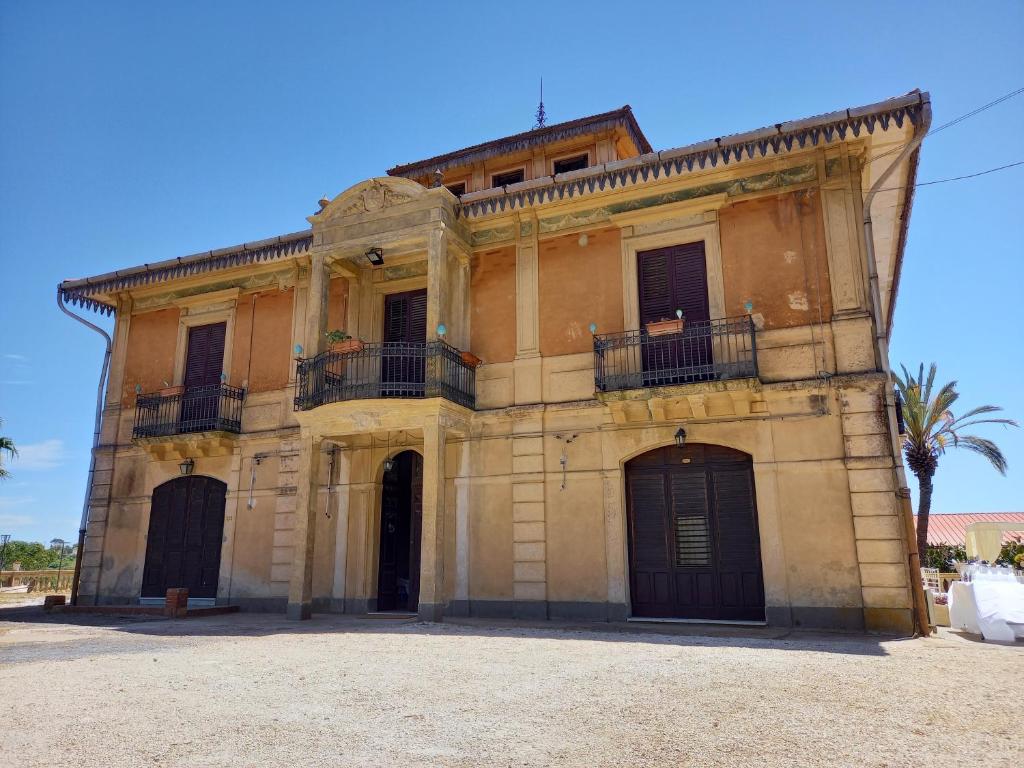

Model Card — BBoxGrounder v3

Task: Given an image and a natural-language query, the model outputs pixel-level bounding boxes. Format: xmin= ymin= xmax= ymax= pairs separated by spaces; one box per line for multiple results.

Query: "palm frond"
xmin=952 ymin=435 xmax=1010 ymax=474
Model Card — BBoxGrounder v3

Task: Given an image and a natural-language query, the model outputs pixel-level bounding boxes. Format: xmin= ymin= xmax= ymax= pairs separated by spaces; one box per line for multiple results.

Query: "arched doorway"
xmin=625 ymin=443 xmax=764 ymax=621
xmin=141 ymin=475 xmax=227 ymax=600
xmin=377 ymin=450 xmax=423 ymax=612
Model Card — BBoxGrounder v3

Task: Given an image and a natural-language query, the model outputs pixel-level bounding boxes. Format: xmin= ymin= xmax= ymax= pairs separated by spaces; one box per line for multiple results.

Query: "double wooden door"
xmin=626 ymin=444 xmax=764 ymax=621
xmin=141 ymin=476 xmax=226 ymax=599
xmin=377 ymin=451 xmax=424 ymax=612
xmin=637 ymin=243 xmax=713 ymax=384
xmin=381 ymin=289 xmax=427 ymax=397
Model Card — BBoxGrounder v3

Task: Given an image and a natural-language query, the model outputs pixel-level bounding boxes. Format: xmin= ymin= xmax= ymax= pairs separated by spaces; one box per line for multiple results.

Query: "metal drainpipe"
xmin=57 ymin=288 xmax=113 ymax=605
xmin=860 ymin=93 xmax=933 ymax=634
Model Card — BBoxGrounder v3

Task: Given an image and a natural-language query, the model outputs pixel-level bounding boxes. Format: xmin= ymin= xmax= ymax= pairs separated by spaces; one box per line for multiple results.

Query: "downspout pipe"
xmin=860 ymin=93 xmax=933 ymax=635
xmin=57 ymin=289 xmax=112 ymax=606
xmin=863 ymin=92 xmax=931 ymax=372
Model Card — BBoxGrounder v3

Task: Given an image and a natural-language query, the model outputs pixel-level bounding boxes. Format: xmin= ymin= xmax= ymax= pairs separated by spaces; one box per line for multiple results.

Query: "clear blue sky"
xmin=1 ymin=2 xmax=1021 ymax=543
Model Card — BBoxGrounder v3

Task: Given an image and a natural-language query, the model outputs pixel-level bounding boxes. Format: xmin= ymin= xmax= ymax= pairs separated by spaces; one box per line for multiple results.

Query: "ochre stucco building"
xmin=59 ymin=91 xmax=930 ymax=632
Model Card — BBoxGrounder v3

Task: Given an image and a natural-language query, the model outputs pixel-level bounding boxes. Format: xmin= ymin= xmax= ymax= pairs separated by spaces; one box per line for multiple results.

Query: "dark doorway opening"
xmin=141 ymin=476 xmax=226 ymax=599
xmin=376 ymin=450 xmax=424 ymax=612
xmin=626 ymin=443 xmax=765 ymax=621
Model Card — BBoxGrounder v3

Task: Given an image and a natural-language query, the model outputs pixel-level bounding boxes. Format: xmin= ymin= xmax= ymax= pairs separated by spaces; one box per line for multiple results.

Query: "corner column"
xmin=287 ymin=432 xmax=323 ymax=619
xmin=304 ymin=252 xmax=330 ymax=356
xmin=418 ymin=418 xmax=447 ymax=621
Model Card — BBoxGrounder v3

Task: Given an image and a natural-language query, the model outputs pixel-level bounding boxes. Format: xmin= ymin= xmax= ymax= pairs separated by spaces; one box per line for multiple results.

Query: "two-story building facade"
xmin=59 ymin=92 xmax=930 ymax=633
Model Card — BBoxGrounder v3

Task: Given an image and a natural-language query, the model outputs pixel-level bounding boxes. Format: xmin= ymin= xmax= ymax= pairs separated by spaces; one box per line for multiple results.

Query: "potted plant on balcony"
xmin=325 ymin=330 xmax=364 ymax=355
xmin=646 ymin=309 xmax=685 ymax=337
xmin=159 ymin=380 xmax=185 ymax=397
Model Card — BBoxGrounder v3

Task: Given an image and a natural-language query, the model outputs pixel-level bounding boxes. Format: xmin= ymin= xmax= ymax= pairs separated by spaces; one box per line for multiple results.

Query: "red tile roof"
xmin=915 ymin=512 xmax=1024 ymax=546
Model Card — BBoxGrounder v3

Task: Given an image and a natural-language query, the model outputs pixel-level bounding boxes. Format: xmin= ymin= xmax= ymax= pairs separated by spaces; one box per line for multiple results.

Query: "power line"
xmin=863 ymin=85 xmax=1024 ymax=166
xmin=868 ymin=160 xmax=1024 ymax=194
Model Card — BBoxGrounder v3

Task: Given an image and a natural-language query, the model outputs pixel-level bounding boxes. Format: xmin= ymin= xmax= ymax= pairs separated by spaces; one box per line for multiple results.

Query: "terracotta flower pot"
xmin=159 ymin=385 xmax=185 ymax=397
xmin=645 ymin=318 xmax=685 ymax=337
xmin=460 ymin=351 xmax=482 ymax=369
xmin=330 ymin=339 xmax=364 ymax=355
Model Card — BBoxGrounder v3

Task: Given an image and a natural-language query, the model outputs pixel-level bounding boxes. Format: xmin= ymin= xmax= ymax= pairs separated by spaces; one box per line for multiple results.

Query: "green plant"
xmin=995 ymin=538 xmax=1024 ymax=569
xmin=895 ymin=363 xmax=1018 ymax=559
xmin=324 ymin=329 xmax=351 ymax=344
xmin=0 ymin=419 xmax=16 ymax=480
xmin=923 ymin=543 xmax=966 ymax=571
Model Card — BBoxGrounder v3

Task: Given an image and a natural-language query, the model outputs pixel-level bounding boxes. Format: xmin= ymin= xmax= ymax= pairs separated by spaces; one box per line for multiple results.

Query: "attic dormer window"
xmin=491 ymin=169 xmax=525 ymax=188
xmin=553 ymin=154 xmax=589 ymax=174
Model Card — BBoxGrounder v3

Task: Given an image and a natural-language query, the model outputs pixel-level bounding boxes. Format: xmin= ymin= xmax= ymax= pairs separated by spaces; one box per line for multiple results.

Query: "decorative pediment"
xmin=316 ymin=177 xmax=428 ymax=222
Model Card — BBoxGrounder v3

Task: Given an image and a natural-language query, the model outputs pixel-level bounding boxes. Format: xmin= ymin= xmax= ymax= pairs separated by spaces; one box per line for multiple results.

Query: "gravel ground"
xmin=0 ymin=609 xmax=1020 ymax=767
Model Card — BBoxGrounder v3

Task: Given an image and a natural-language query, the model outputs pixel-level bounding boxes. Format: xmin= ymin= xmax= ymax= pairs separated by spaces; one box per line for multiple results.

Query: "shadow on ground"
xmin=0 ymin=603 xmax=898 ymax=657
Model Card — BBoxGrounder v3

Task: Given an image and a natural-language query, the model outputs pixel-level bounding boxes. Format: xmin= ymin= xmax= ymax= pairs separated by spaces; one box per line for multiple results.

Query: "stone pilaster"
xmin=287 ymin=433 xmax=323 ymax=619
xmin=418 ymin=418 xmax=447 ymax=621
xmin=513 ymin=215 xmax=542 ymax=404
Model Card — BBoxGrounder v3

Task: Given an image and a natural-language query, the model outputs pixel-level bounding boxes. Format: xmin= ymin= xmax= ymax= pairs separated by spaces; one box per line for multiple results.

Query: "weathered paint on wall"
xmin=327 ymin=277 xmax=349 ymax=334
xmin=230 ymin=289 xmax=295 ymax=393
xmin=470 ymin=246 xmax=516 ymax=363
xmin=719 ymin=191 xmax=833 ymax=329
xmin=122 ymin=307 xmax=179 ymax=403
xmin=538 ymin=227 xmax=623 ymax=356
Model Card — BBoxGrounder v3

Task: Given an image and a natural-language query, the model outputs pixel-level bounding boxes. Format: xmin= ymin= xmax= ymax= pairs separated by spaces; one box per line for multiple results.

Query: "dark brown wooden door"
xmin=376 ymin=451 xmax=424 ymax=612
xmin=141 ymin=476 xmax=226 ymax=600
xmin=638 ymin=243 xmax=713 ymax=384
xmin=181 ymin=322 xmax=226 ymax=432
xmin=626 ymin=444 xmax=764 ymax=621
xmin=381 ymin=289 xmax=427 ymax=397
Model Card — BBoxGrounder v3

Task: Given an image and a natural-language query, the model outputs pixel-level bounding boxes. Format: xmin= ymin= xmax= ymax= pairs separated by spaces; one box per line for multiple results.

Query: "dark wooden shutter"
xmin=711 ymin=467 xmax=764 ymax=619
xmin=626 ymin=473 xmax=673 ymax=617
xmin=638 ymin=250 xmax=674 ymax=325
xmin=383 ymin=290 xmax=427 ymax=344
xmin=184 ymin=322 xmax=227 ymax=387
xmin=638 ymin=243 xmax=709 ymax=325
xmin=671 ymin=243 xmax=710 ymax=324
xmin=669 ymin=472 xmax=717 ymax=616
xmin=382 ymin=290 xmax=427 ymax=393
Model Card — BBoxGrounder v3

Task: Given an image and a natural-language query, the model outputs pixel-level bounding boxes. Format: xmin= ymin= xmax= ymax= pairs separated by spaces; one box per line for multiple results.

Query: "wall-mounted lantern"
xmin=674 ymin=428 xmax=687 ymax=449
xmin=365 ymin=247 xmax=384 ymax=266
xmin=383 ymin=431 xmax=394 ymax=473
xmin=179 ymin=457 xmax=195 ymax=476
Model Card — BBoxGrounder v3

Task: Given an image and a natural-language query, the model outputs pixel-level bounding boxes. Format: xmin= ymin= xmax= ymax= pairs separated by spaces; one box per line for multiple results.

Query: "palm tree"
xmin=0 ymin=419 xmax=16 ymax=480
xmin=895 ymin=363 xmax=1018 ymax=558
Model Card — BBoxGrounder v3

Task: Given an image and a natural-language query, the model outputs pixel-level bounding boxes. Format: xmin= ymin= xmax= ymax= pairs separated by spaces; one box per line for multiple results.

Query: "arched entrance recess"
xmin=141 ymin=475 xmax=227 ymax=599
xmin=625 ymin=443 xmax=765 ymax=621
xmin=377 ymin=450 xmax=424 ymax=612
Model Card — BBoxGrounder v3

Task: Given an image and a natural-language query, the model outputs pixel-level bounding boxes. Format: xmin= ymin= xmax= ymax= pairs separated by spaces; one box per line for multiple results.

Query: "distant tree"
xmin=895 ymin=363 xmax=1018 ymax=559
xmin=0 ymin=418 xmax=16 ymax=480
xmin=0 ymin=540 xmax=77 ymax=571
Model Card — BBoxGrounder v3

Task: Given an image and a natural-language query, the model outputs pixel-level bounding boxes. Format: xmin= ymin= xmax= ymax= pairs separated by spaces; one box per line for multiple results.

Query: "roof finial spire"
xmin=534 ymin=77 xmax=546 ymax=129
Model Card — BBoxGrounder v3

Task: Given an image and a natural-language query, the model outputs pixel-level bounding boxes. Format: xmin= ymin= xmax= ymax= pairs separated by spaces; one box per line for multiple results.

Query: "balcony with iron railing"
xmin=133 ymin=383 xmax=245 ymax=439
xmin=594 ymin=315 xmax=758 ymax=393
xmin=294 ymin=340 xmax=476 ymax=411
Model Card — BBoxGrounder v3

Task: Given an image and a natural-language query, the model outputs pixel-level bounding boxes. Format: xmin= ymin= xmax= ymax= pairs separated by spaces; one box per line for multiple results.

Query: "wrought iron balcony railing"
xmin=133 ymin=383 xmax=245 ymax=439
xmin=294 ymin=340 xmax=476 ymax=411
xmin=594 ymin=315 xmax=758 ymax=393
